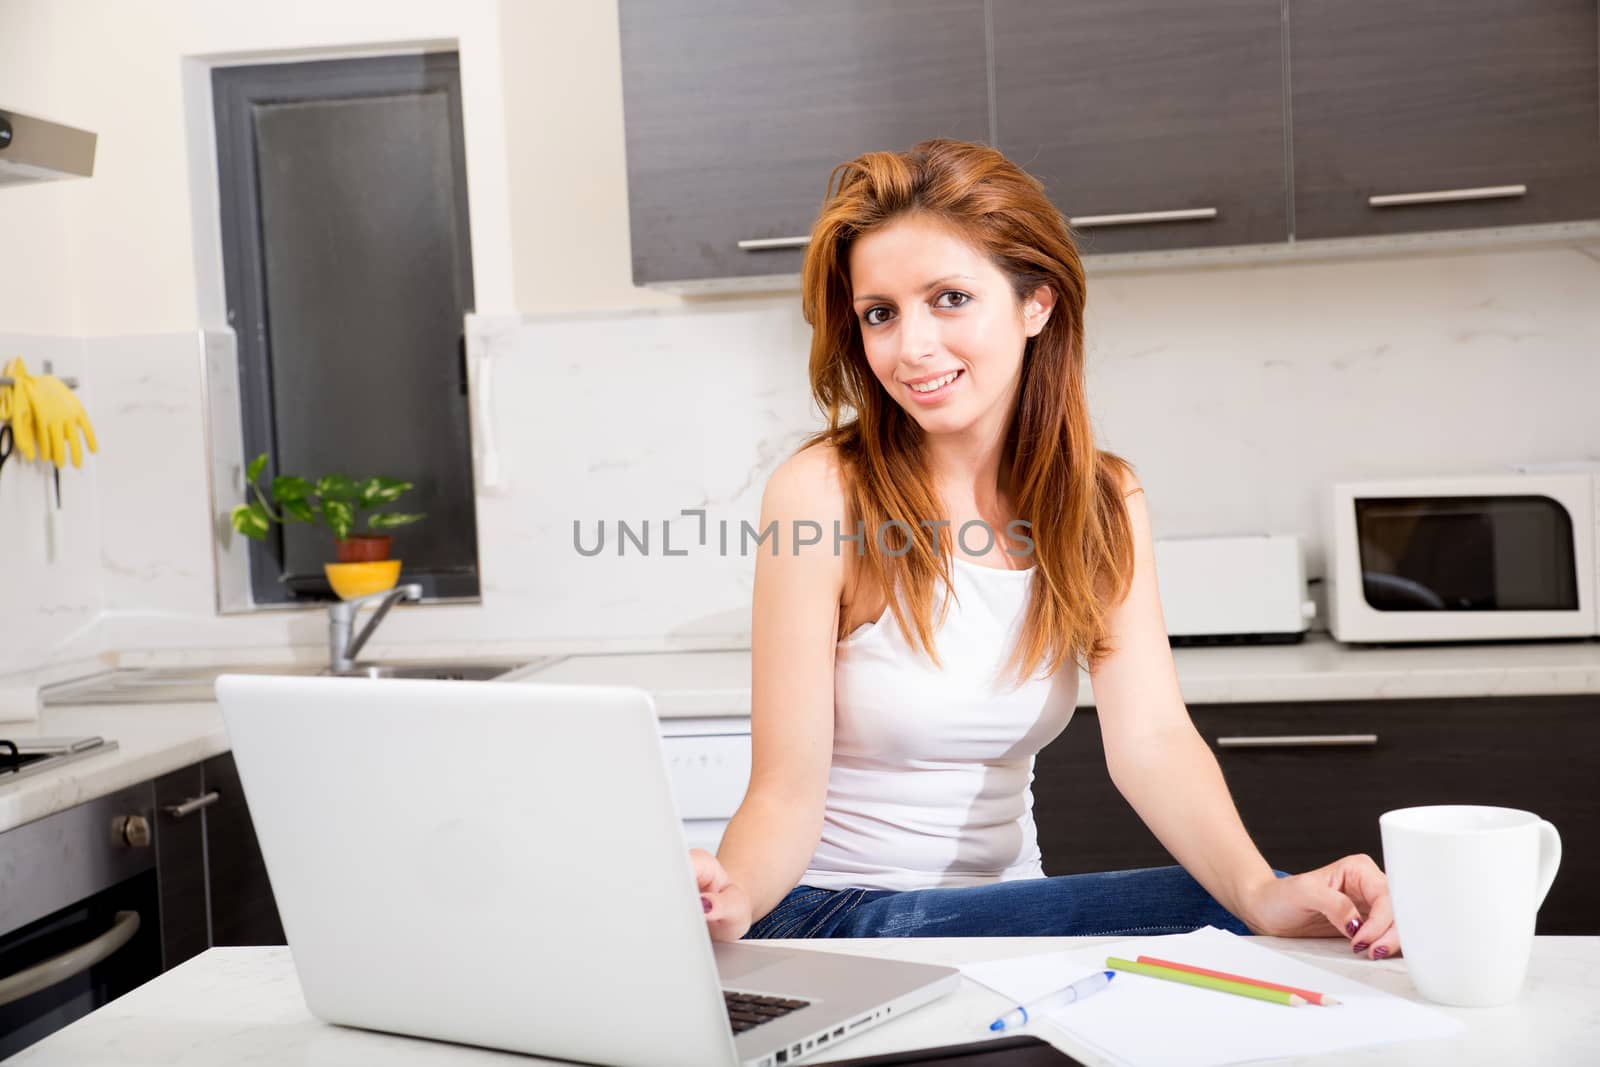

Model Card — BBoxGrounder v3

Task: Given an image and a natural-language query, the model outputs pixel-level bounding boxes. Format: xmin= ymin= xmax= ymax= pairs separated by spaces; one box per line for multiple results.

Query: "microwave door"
xmin=1355 ymin=495 xmax=1580 ymax=613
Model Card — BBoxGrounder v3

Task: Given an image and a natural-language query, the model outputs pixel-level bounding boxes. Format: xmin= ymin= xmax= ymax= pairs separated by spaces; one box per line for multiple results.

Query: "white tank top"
xmin=801 ymin=556 xmax=1079 ymax=891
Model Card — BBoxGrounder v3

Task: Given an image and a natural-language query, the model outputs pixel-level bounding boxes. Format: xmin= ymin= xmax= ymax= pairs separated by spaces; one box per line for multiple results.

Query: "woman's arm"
xmin=1088 ymin=475 xmax=1399 ymax=957
xmin=698 ymin=446 xmax=846 ymax=940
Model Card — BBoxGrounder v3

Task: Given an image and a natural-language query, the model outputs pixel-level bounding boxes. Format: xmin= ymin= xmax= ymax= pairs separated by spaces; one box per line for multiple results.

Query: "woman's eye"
xmin=861 ymin=293 xmax=966 ymax=326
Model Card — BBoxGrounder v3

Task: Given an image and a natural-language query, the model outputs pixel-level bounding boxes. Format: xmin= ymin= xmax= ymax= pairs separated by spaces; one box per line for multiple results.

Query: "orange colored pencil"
xmin=1135 ymin=956 xmax=1340 ymax=1006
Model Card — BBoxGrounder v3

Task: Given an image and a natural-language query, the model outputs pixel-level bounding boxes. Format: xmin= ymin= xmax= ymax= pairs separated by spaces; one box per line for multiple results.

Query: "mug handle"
xmin=1535 ymin=820 xmax=1563 ymax=909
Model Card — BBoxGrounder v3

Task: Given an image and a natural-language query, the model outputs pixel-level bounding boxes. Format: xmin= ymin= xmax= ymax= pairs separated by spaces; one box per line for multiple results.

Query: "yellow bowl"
xmin=324 ymin=560 xmax=402 ymax=600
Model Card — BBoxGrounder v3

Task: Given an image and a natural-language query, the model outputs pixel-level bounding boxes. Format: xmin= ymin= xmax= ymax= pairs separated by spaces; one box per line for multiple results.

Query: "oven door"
xmin=0 ymin=783 xmax=164 ymax=1058
xmin=1328 ymin=473 xmax=1596 ymax=642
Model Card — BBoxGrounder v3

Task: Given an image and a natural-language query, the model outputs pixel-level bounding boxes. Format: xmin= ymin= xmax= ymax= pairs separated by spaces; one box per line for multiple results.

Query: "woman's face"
xmin=848 ymin=213 xmax=1053 ymax=441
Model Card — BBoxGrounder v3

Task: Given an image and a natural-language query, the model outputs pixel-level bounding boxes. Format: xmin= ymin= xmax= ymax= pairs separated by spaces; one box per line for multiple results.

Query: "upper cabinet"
xmin=991 ymin=0 xmax=1289 ymax=255
xmin=1289 ymin=0 xmax=1600 ymax=239
xmin=618 ymin=0 xmax=1600 ymax=286
xmin=618 ymin=0 xmax=990 ymax=286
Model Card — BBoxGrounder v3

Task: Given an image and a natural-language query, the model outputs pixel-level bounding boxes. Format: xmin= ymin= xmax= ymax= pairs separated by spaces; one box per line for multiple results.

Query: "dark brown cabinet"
xmin=152 ymin=762 xmax=209 ymax=970
xmin=618 ymin=0 xmax=990 ymax=285
xmin=1288 ymin=0 xmax=1600 ymax=239
xmin=617 ymin=1 xmax=1600 ymax=283
xmin=152 ymin=752 xmax=285 ymax=972
xmin=1034 ymin=695 xmax=1600 ymax=934
xmin=991 ymin=0 xmax=1289 ymax=254
xmin=202 ymin=753 xmax=287 ymax=947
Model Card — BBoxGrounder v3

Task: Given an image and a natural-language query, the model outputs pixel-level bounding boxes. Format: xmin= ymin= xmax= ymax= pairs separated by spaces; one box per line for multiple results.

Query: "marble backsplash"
xmin=3 ymin=239 xmax=1598 ymax=674
xmin=0 ymin=335 xmax=104 ymax=674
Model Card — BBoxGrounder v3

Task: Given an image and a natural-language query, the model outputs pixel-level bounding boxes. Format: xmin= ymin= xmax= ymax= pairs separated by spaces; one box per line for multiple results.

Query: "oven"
xmin=0 ymin=782 xmax=164 ymax=1058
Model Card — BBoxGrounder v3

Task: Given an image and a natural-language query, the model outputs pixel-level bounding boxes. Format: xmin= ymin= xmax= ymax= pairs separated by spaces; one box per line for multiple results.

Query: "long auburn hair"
xmin=799 ymin=138 xmax=1136 ymax=685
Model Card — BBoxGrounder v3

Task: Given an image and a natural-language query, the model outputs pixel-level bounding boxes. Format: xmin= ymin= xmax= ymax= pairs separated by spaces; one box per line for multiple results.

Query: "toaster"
xmin=1153 ymin=534 xmax=1316 ymax=644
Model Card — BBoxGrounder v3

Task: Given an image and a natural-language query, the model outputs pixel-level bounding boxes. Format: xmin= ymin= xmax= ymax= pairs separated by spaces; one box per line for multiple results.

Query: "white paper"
xmin=961 ymin=927 xmax=1463 ymax=1066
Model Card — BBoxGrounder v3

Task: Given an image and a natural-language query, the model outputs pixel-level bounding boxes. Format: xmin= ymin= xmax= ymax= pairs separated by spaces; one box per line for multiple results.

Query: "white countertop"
xmin=10 ymin=935 xmax=1597 ymax=1066
xmin=0 ymin=701 xmax=227 ymax=833
xmin=525 ymin=633 xmax=1600 ymax=711
xmin=5 ymin=634 xmax=1600 ymax=834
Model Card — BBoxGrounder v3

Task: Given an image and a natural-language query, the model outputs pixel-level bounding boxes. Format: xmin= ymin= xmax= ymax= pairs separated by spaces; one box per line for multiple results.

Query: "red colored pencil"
xmin=1135 ymin=955 xmax=1340 ymax=1006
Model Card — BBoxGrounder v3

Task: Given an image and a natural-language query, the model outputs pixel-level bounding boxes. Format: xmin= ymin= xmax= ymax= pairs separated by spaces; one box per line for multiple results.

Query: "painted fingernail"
xmin=1346 ymin=919 xmax=1363 ymax=937
xmin=1353 ymin=942 xmax=1369 ymax=954
xmin=702 ymin=895 xmax=713 ymax=913
xmin=1374 ymin=946 xmax=1389 ymax=959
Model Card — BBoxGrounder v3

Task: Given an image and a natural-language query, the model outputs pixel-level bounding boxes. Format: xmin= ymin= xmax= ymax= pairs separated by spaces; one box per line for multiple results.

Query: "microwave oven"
xmin=1328 ymin=472 xmax=1598 ymax=643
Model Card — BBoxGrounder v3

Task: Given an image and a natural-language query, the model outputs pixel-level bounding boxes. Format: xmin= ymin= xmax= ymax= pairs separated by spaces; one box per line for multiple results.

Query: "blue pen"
xmin=987 ymin=970 xmax=1115 ymax=1031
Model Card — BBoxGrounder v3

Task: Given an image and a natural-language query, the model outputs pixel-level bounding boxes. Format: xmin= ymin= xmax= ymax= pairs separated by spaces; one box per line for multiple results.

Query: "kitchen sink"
xmin=329 ymin=663 xmax=516 ymax=682
xmin=40 ymin=658 xmax=555 ymax=706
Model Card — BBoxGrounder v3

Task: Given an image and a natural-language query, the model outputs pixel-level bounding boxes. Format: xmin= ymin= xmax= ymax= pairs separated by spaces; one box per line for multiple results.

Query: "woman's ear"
xmin=1023 ymin=285 xmax=1057 ymax=338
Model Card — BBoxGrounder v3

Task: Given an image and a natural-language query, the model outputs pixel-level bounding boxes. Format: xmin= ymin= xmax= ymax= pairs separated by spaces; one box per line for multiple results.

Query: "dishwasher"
xmin=658 ymin=716 xmax=753 ymax=854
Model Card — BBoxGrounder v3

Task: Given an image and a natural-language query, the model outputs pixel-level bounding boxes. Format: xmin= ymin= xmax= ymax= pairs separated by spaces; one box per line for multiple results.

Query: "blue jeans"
xmin=744 ymin=866 xmax=1254 ymax=939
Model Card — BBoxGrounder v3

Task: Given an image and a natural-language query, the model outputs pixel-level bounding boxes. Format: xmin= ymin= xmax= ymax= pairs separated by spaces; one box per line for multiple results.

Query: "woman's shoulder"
xmin=1096 ymin=450 xmax=1141 ymax=498
xmin=763 ymin=441 xmax=851 ymax=525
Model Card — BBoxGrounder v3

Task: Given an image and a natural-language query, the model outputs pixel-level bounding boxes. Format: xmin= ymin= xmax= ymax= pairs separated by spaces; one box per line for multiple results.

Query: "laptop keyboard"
xmin=723 ymin=990 xmax=810 ymax=1033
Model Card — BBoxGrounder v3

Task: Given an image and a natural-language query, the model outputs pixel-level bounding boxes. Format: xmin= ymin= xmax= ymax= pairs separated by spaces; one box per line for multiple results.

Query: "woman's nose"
xmin=896 ymin=305 xmax=936 ymax=362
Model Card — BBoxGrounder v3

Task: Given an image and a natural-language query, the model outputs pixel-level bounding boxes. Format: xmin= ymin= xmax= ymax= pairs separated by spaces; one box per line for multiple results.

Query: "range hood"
xmin=0 ymin=107 xmax=96 ymax=186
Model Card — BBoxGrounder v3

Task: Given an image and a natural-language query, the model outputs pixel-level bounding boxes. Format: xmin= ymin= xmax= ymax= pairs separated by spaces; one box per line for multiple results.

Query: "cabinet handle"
xmin=736 ymin=236 xmax=811 ymax=251
xmin=0 ymin=911 xmax=141 ymax=1009
xmin=1368 ymin=184 xmax=1525 ymax=208
xmin=1067 ymin=207 xmax=1218 ymax=229
xmin=1216 ymin=734 xmax=1378 ymax=749
xmin=163 ymin=791 xmax=221 ymax=819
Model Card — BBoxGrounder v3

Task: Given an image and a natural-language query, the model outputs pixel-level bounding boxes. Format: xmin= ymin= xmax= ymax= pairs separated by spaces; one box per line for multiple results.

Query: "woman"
xmin=693 ymin=139 xmax=1398 ymax=958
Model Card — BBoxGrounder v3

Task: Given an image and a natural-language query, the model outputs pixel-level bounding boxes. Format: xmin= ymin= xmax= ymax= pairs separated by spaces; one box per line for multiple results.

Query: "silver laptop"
xmin=215 ymin=673 xmax=959 ymax=1067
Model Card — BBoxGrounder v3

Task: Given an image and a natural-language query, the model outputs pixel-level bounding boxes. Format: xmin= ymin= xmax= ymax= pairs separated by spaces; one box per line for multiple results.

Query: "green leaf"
xmin=245 ymin=453 xmax=267 ymax=484
xmin=315 ymin=474 xmax=359 ymax=502
xmin=358 ymin=476 xmax=412 ymax=508
xmin=367 ymin=511 xmax=425 ymax=530
xmin=280 ymin=497 xmax=315 ymax=524
xmin=322 ymin=498 xmax=355 ymax=541
xmin=230 ymin=502 xmax=271 ymax=541
xmin=271 ymin=475 xmax=312 ymax=503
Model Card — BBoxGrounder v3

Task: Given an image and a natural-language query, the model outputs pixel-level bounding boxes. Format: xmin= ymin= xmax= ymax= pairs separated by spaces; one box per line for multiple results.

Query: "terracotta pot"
xmin=334 ymin=534 xmax=393 ymax=563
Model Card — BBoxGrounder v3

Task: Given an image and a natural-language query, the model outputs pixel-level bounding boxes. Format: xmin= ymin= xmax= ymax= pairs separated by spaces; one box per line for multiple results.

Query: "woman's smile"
xmin=903 ymin=367 xmax=965 ymax=403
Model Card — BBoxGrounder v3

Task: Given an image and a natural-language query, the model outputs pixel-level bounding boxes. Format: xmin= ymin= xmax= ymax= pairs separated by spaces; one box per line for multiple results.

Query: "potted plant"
xmin=230 ymin=453 xmax=425 ymax=596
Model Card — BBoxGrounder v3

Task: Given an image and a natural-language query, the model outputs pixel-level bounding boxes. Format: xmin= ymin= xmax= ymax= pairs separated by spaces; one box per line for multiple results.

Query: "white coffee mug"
xmin=1379 ymin=805 xmax=1561 ymax=1007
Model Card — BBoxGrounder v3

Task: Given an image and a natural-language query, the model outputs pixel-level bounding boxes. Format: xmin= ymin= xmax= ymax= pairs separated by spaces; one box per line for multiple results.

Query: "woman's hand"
xmin=691 ymin=848 xmax=754 ymax=942
xmin=1239 ymin=854 xmax=1402 ymax=960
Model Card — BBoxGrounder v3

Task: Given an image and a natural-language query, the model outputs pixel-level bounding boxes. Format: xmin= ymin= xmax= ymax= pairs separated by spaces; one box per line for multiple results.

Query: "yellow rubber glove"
xmin=28 ymin=372 xmax=97 ymax=468
xmin=0 ymin=357 xmax=40 ymax=461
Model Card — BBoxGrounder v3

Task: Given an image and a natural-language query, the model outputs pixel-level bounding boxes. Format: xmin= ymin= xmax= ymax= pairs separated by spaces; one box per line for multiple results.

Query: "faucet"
xmin=328 ymin=583 xmax=424 ymax=674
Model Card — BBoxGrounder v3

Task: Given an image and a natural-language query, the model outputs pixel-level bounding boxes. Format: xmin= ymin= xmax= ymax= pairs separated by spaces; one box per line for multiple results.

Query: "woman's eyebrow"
xmin=853 ymin=274 xmax=977 ymax=304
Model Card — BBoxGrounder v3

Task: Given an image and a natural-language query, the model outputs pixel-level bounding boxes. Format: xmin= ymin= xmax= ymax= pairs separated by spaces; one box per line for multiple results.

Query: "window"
xmin=213 ymin=52 xmax=480 ymax=603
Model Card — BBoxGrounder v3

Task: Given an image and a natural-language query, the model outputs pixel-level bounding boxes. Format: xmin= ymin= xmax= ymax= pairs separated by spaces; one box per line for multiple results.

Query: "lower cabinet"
xmin=1033 ymin=695 xmax=1599 ymax=935
xmin=151 ymin=761 xmax=209 ymax=970
xmin=152 ymin=752 xmax=286 ymax=971
xmin=201 ymin=753 xmax=287 ymax=948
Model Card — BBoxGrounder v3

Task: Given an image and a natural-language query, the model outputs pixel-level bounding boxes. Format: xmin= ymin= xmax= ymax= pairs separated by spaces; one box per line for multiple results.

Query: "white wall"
xmin=0 ymin=0 xmax=669 ymax=337
xmin=0 ymin=1 xmax=81 ymax=334
xmin=1 ymin=0 xmax=1597 ymax=675
xmin=497 ymin=0 xmax=675 ymax=315
xmin=1086 ymin=244 xmax=1600 ymax=583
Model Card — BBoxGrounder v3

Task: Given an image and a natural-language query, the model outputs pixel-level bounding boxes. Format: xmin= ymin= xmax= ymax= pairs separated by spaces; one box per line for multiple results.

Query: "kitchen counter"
xmin=6 ymin=633 xmax=1599 ymax=834
xmin=10 ymin=935 xmax=1599 ymax=1065
xmin=0 ymin=700 xmax=227 ymax=834
xmin=527 ymin=632 xmax=1600 ymax=710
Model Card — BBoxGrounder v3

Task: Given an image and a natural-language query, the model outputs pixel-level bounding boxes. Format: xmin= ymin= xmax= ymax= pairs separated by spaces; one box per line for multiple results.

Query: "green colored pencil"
xmin=1106 ymin=957 xmax=1307 ymax=1006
